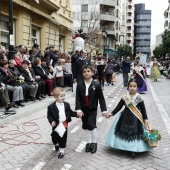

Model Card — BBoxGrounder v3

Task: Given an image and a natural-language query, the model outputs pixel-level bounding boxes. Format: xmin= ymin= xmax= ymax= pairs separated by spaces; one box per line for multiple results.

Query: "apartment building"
xmin=0 ymin=0 xmax=73 ymax=51
xmin=72 ymin=0 xmax=121 ymax=54
xmin=121 ymin=0 xmax=134 ymax=49
xmin=134 ymin=3 xmax=151 ymax=57
xmin=164 ymin=1 xmax=170 ymax=31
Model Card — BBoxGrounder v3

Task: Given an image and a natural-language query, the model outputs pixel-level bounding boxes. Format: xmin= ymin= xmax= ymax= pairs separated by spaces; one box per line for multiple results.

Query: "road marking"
xmin=75 ymin=141 xmax=87 ymax=152
xmin=105 ymin=96 xmax=108 ymax=98
xmin=148 ymin=81 xmax=170 ymax=138
xmin=70 ymin=126 xmax=80 ymax=133
xmin=61 ymin=164 xmax=72 ymax=170
xmin=111 ymin=100 xmax=115 ymax=103
xmin=116 ymin=93 xmax=119 ymax=96
xmin=97 ymin=117 xmax=103 ymax=122
xmin=108 ymin=104 xmax=112 ymax=108
xmin=114 ymin=97 xmax=117 ymax=99
xmin=108 ymin=93 xmax=111 ymax=95
xmin=32 ymin=162 xmax=45 ymax=170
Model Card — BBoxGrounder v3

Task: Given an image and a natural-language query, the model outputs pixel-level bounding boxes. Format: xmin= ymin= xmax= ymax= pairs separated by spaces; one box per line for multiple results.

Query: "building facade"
xmin=164 ymin=1 xmax=170 ymax=31
xmin=134 ymin=3 xmax=151 ymax=57
xmin=121 ymin=0 xmax=134 ymax=49
xmin=72 ymin=0 xmax=122 ymax=54
xmin=0 ymin=0 xmax=73 ymax=51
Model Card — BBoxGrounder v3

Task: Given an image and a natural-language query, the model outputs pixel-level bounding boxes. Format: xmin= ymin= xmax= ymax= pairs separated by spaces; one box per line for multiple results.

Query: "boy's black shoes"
xmin=90 ymin=143 xmax=97 ymax=154
xmin=85 ymin=143 xmax=91 ymax=152
xmin=55 ymin=145 xmax=59 ymax=152
xmin=58 ymin=152 xmax=64 ymax=159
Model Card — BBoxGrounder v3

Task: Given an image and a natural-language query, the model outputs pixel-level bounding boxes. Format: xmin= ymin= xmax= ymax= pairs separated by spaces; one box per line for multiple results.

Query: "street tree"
xmin=117 ymin=45 xmax=132 ymax=58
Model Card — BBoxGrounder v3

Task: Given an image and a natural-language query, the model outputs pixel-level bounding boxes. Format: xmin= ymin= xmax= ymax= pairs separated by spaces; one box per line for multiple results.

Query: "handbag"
xmin=14 ymin=80 xmax=24 ymax=86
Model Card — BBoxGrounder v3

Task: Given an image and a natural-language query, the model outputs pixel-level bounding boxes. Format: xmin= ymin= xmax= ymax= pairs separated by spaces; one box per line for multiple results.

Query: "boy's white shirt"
xmin=76 ymin=78 xmax=107 ymax=114
xmin=54 ymin=102 xmax=66 ymax=137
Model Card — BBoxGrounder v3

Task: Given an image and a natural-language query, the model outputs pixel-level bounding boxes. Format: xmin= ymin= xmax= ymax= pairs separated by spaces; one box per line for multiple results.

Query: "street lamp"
xmin=8 ymin=0 xmax=15 ymax=60
xmin=102 ymin=29 xmax=107 ymax=58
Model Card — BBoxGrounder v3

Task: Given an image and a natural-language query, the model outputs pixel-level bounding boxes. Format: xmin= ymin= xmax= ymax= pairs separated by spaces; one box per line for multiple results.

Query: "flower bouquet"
xmin=143 ymin=129 xmax=161 ymax=148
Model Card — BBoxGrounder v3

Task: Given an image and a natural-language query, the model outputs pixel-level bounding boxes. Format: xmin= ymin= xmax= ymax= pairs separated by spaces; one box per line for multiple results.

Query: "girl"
xmin=105 ymin=79 xmax=151 ymax=156
xmin=53 ymin=59 xmax=65 ymax=87
xmin=150 ymin=58 xmax=161 ymax=81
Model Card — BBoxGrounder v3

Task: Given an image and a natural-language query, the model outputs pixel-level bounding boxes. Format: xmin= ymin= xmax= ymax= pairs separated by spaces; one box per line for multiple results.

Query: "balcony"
xmin=99 ymin=0 xmax=116 ymax=7
xmin=127 ymin=29 xmax=133 ymax=34
xmin=100 ymin=12 xmax=115 ymax=22
xmin=127 ymin=8 xmax=133 ymax=13
xmin=127 ymin=15 xmax=133 ymax=20
xmin=102 ymin=26 xmax=115 ymax=35
xmin=127 ymin=2 xmax=133 ymax=6
xmin=13 ymin=0 xmax=60 ymax=15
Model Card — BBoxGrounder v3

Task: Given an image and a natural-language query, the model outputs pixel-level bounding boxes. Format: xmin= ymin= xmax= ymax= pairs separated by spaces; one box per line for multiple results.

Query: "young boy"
xmin=47 ymin=87 xmax=79 ymax=159
xmin=76 ymin=65 xmax=107 ymax=154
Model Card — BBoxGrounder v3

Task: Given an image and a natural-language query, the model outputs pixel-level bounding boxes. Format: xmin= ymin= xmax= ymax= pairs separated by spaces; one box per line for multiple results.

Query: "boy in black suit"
xmin=47 ymin=87 xmax=80 ymax=159
xmin=76 ymin=65 xmax=108 ymax=154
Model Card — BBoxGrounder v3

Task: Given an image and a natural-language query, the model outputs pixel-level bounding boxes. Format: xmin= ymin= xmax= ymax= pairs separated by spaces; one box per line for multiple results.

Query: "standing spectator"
xmin=64 ymin=55 xmax=72 ymax=87
xmin=94 ymin=54 xmax=107 ymax=89
xmin=53 ymin=59 xmax=65 ymax=87
xmin=105 ymin=58 xmax=114 ymax=86
xmin=73 ymin=50 xmax=91 ymax=83
xmin=121 ymin=56 xmax=131 ymax=87
xmin=49 ymin=46 xmax=59 ymax=67
xmin=71 ymin=50 xmax=80 ymax=79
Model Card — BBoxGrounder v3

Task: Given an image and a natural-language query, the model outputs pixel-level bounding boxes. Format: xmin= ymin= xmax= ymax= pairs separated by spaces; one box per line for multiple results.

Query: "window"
xmin=81 ymin=20 xmax=88 ymax=27
xmin=81 ymin=4 xmax=88 ymax=12
xmin=31 ymin=26 xmax=40 ymax=46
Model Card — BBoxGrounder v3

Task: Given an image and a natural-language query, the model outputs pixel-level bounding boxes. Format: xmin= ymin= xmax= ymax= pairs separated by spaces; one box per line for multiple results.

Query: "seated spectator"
xmin=28 ymin=61 xmax=46 ymax=99
xmin=0 ymin=67 xmax=13 ymax=111
xmin=0 ymin=60 xmax=24 ymax=108
xmin=19 ymin=60 xmax=38 ymax=101
xmin=8 ymin=59 xmax=30 ymax=102
xmin=14 ymin=48 xmax=22 ymax=68
xmin=33 ymin=58 xmax=54 ymax=96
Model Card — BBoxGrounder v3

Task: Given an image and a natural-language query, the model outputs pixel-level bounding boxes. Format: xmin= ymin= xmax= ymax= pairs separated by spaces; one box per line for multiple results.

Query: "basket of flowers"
xmin=143 ymin=129 xmax=161 ymax=148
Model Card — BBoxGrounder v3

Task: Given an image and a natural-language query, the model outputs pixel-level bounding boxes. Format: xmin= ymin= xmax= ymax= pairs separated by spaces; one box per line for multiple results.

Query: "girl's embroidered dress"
xmin=134 ymin=66 xmax=147 ymax=93
xmin=150 ymin=61 xmax=161 ymax=80
xmin=105 ymin=93 xmax=151 ymax=152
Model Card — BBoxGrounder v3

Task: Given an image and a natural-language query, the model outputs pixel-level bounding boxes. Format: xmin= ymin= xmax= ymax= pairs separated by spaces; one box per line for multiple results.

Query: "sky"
xmin=134 ymin=0 xmax=168 ymax=43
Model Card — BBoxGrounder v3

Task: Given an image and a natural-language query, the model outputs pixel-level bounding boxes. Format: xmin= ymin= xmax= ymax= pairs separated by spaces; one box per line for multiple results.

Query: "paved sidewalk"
xmin=0 ymin=76 xmax=170 ymax=170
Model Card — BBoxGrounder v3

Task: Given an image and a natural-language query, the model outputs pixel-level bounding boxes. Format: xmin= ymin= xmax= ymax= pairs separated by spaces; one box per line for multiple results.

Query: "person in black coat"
xmin=47 ymin=87 xmax=80 ymax=159
xmin=75 ymin=65 xmax=107 ymax=154
xmin=73 ymin=50 xmax=91 ymax=83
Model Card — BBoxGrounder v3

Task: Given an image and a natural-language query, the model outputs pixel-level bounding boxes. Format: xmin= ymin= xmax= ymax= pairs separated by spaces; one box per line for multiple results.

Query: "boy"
xmin=47 ymin=87 xmax=80 ymax=159
xmin=76 ymin=65 xmax=107 ymax=154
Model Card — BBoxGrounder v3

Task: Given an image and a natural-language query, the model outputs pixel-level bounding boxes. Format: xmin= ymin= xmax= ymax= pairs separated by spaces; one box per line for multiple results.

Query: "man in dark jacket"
xmin=121 ymin=56 xmax=131 ymax=87
xmin=49 ymin=45 xmax=59 ymax=67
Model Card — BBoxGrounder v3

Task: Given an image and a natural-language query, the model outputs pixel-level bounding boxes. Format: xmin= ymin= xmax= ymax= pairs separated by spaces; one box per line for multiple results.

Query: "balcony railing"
xmin=101 ymin=26 xmax=115 ymax=35
xmin=100 ymin=13 xmax=115 ymax=21
xmin=99 ymin=0 xmax=116 ymax=7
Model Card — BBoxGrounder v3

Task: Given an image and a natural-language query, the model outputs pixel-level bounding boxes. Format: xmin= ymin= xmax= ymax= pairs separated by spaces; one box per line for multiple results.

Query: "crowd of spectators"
xmin=0 ymin=44 xmax=73 ymax=112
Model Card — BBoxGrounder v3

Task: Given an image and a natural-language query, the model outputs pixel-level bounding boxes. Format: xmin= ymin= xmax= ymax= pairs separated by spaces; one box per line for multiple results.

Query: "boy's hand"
xmin=77 ymin=112 xmax=84 ymax=118
xmin=51 ymin=121 xmax=57 ymax=127
xmin=102 ymin=112 xmax=112 ymax=118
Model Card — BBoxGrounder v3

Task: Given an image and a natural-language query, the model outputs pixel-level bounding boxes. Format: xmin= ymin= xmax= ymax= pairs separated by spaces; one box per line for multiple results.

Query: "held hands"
xmin=102 ymin=112 xmax=112 ymax=118
xmin=51 ymin=121 xmax=57 ymax=127
xmin=77 ymin=112 xmax=84 ymax=118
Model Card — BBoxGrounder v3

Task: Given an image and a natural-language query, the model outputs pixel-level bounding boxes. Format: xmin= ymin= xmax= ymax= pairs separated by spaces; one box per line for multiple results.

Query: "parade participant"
xmin=133 ymin=62 xmax=147 ymax=93
xmin=150 ymin=58 xmax=161 ymax=81
xmin=47 ymin=87 xmax=80 ymax=159
xmin=94 ymin=54 xmax=107 ymax=89
xmin=105 ymin=79 xmax=151 ymax=156
xmin=75 ymin=65 xmax=107 ymax=154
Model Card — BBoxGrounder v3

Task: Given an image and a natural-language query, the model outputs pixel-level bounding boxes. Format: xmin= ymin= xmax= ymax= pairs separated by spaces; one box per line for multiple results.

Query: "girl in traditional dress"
xmin=150 ymin=58 xmax=161 ymax=81
xmin=105 ymin=79 xmax=151 ymax=156
xmin=133 ymin=62 xmax=147 ymax=93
